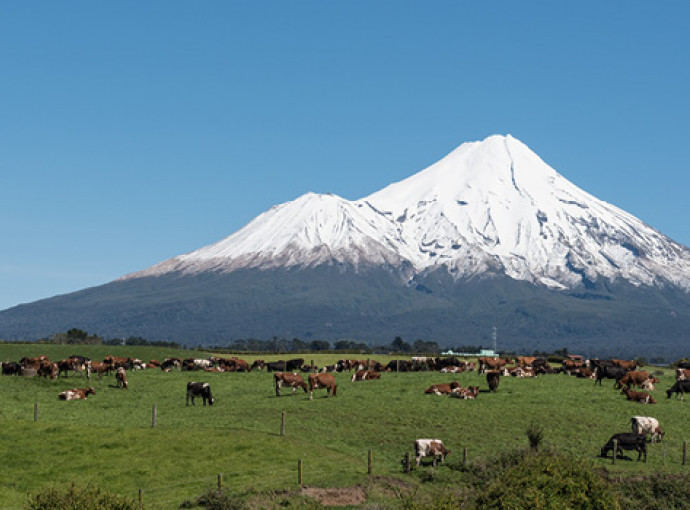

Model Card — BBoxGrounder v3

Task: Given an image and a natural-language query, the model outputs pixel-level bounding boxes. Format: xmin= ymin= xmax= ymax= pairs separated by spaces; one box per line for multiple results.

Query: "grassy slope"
xmin=1 ymin=346 xmax=689 ymax=508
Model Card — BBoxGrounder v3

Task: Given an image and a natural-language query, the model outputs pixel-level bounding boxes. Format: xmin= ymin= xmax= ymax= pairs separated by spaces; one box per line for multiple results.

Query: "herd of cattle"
xmin=2 ymin=352 xmax=689 ymax=464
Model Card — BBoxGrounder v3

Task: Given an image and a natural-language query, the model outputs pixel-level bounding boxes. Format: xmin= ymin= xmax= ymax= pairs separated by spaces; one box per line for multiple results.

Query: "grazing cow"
xmin=631 ymin=416 xmax=664 ymax=443
xmin=621 ymin=388 xmax=657 ymax=404
xmin=160 ymin=358 xmax=181 ymax=370
xmin=478 ymin=357 xmax=509 ymax=374
xmin=616 ymin=371 xmax=658 ymax=390
xmin=37 ymin=361 xmax=58 ymax=380
xmin=666 ymin=380 xmax=690 ymax=401
xmin=186 ymin=382 xmax=214 ymax=406
xmin=600 ymin=433 xmax=647 ymax=461
xmin=515 ymin=356 xmax=537 ymax=368
xmin=611 ymin=359 xmax=641 ymax=371
xmin=351 ymin=370 xmax=381 ymax=382
xmin=594 ymin=365 xmax=628 ymax=386
xmin=58 ymin=387 xmax=96 ymax=401
xmin=414 ymin=439 xmax=450 ymax=466
xmin=89 ymin=361 xmax=109 ymax=379
xmin=675 ymin=368 xmax=690 ymax=381
xmin=116 ymin=367 xmax=129 ymax=389
xmin=1 ymin=361 xmax=22 ymax=375
xmin=250 ymin=360 xmax=265 ymax=371
xmin=308 ymin=373 xmax=337 ymax=400
xmin=385 ymin=360 xmax=412 ymax=372
xmin=562 ymin=359 xmax=586 ymax=372
xmin=274 ymin=372 xmax=308 ymax=396
xmin=424 ymin=381 xmax=460 ymax=396
xmin=486 ymin=370 xmax=500 ymax=392
xmin=450 ymin=386 xmax=480 ymax=399
xmin=57 ymin=357 xmax=88 ymax=378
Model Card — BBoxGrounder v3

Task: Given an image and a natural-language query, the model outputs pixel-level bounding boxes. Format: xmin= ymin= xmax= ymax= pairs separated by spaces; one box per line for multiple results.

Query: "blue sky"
xmin=1 ymin=1 xmax=689 ymax=311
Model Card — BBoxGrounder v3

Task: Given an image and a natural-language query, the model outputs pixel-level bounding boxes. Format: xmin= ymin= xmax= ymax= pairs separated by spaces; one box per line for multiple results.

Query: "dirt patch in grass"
xmin=301 ymin=485 xmax=366 ymax=506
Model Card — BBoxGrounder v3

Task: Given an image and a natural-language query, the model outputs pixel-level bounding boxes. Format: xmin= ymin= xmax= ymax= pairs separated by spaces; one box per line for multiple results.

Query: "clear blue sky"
xmin=1 ymin=1 xmax=689 ymax=311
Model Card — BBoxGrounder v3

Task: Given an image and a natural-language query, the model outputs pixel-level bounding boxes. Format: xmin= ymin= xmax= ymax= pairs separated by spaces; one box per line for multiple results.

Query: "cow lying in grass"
xmin=621 ymin=387 xmax=657 ymax=404
xmin=450 ymin=386 xmax=480 ymax=399
xmin=424 ymin=381 xmax=460 ymax=395
xmin=351 ymin=370 xmax=381 ymax=382
xmin=58 ymin=387 xmax=95 ymax=401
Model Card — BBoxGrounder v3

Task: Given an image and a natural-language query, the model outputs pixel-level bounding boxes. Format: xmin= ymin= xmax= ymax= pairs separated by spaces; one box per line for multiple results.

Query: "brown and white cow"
xmin=486 ymin=370 xmax=500 ymax=392
xmin=37 ymin=360 xmax=58 ymax=380
xmin=478 ymin=357 xmax=509 ymax=374
xmin=621 ymin=387 xmax=657 ymax=404
xmin=675 ymin=368 xmax=690 ymax=381
xmin=611 ymin=358 xmax=641 ymax=371
xmin=308 ymin=373 xmax=337 ymax=400
xmin=450 ymin=385 xmax=480 ymax=399
xmin=116 ymin=367 xmax=129 ymax=389
xmin=351 ymin=370 xmax=381 ymax=382
xmin=274 ymin=372 xmax=308 ymax=396
xmin=515 ymin=356 xmax=537 ymax=368
xmin=414 ymin=439 xmax=450 ymax=466
xmin=424 ymin=381 xmax=460 ymax=395
xmin=89 ymin=361 xmax=109 ymax=379
xmin=616 ymin=371 xmax=659 ymax=390
xmin=631 ymin=416 xmax=664 ymax=443
xmin=58 ymin=387 xmax=96 ymax=401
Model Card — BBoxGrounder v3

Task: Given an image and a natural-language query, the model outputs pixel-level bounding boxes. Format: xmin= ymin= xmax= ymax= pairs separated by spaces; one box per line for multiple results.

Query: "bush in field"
xmin=526 ymin=420 xmax=544 ymax=450
xmin=187 ymin=489 xmax=248 ymax=509
xmin=614 ymin=472 xmax=690 ymax=509
xmin=469 ymin=448 xmax=620 ymax=509
xmin=26 ymin=483 xmax=136 ymax=510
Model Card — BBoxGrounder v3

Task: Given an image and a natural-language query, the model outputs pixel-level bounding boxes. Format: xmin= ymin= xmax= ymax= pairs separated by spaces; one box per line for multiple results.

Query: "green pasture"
xmin=0 ymin=345 xmax=689 ymax=508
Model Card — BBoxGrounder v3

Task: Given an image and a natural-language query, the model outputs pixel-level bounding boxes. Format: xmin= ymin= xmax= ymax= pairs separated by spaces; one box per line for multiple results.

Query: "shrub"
xmin=471 ymin=449 xmax=620 ymax=509
xmin=26 ymin=483 xmax=136 ymax=510
xmin=614 ymin=472 xmax=690 ymax=509
xmin=191 ymin=488 xmax=248 ymax=510
xmin=526 ymin=421 xmax=544 ymax=450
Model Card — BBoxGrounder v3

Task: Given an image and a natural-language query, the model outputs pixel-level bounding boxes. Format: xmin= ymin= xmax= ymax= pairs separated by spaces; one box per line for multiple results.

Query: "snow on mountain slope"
xmin=122 ymin=135 xmax=690 ymax=290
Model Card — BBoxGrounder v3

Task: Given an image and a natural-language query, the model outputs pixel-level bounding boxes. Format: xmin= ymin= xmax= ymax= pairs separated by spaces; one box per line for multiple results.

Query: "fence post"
xmin=368 ymin=449 xmax=373 ymax=476
xmin=138 ymin=489 xmax=143 ymax=509
xmin=152 ymin=404 xmax=157 ymax=428
xmin=463 ymin=447 xmax=468 ymax=465
xmin=396 ymin=359 xmax=399 ymax=373
xmin=34 ymin=401 xmax=38 ymax=422
xmin=405 ymin=452 xmax=411 ymax=474
xmin=218 ymin=474 xmax=222 ymax=490
xmin=281 ymin=411 xmax=286 ymax=436
xmin=298 ymin=459 xmax=303 ymax=487
xmin=612 ymin=440 xmax=618 ymax=464
xmin=683 ymin=441 xmax=687 ymax=466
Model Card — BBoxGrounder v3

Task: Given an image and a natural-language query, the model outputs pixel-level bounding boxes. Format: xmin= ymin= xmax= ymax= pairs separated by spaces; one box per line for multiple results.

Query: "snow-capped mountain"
xmin=124 ymin=134 xmax=690 ymax=292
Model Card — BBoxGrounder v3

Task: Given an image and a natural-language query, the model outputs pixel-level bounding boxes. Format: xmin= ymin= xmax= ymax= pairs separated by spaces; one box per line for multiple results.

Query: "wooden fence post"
xmin=368 ymin=449 xmax=373 ymax=476
xmin=612 ymin=440 xmax=618 ymax=464
xmin=463 ymin=447 xmax=468 ymax=465
xmin=218 ymin=473 xmax=222 ymax=490
xmin=683 ymin=441 xmax=687 ymax=466
xmin=138 ymin=489 xmax=143 ymax=509
xmin=281 ymin=411 xmax=286 ymax=436
xmin=152 ymin=404 xmax=157 ymax=428
xmin=34 ymin=401 xmax=38 ymax=422
xmin=405 ymin=452 xmax=411 ymax=474
xmin=298 ymin=459 xmax=303 ymax=487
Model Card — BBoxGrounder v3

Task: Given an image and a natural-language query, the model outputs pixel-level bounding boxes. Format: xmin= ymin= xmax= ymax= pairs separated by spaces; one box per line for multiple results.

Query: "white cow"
xmin=631 ymin=416 xmax=664 ymax=443
xmin=414 ymin=439 xmax=450 ymax=466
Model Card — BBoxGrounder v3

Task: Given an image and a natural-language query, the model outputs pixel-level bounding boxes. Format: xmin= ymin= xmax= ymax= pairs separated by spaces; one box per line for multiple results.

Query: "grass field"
xmin=1 ymin=345 xmax=689 ymax=508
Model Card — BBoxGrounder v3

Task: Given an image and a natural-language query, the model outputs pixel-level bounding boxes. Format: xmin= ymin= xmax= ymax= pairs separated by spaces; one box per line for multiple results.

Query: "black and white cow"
xmin=666 ymin=379 xmax=690 ymax=401
xmin=186 ymin=382 xmax=214 ymax=406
